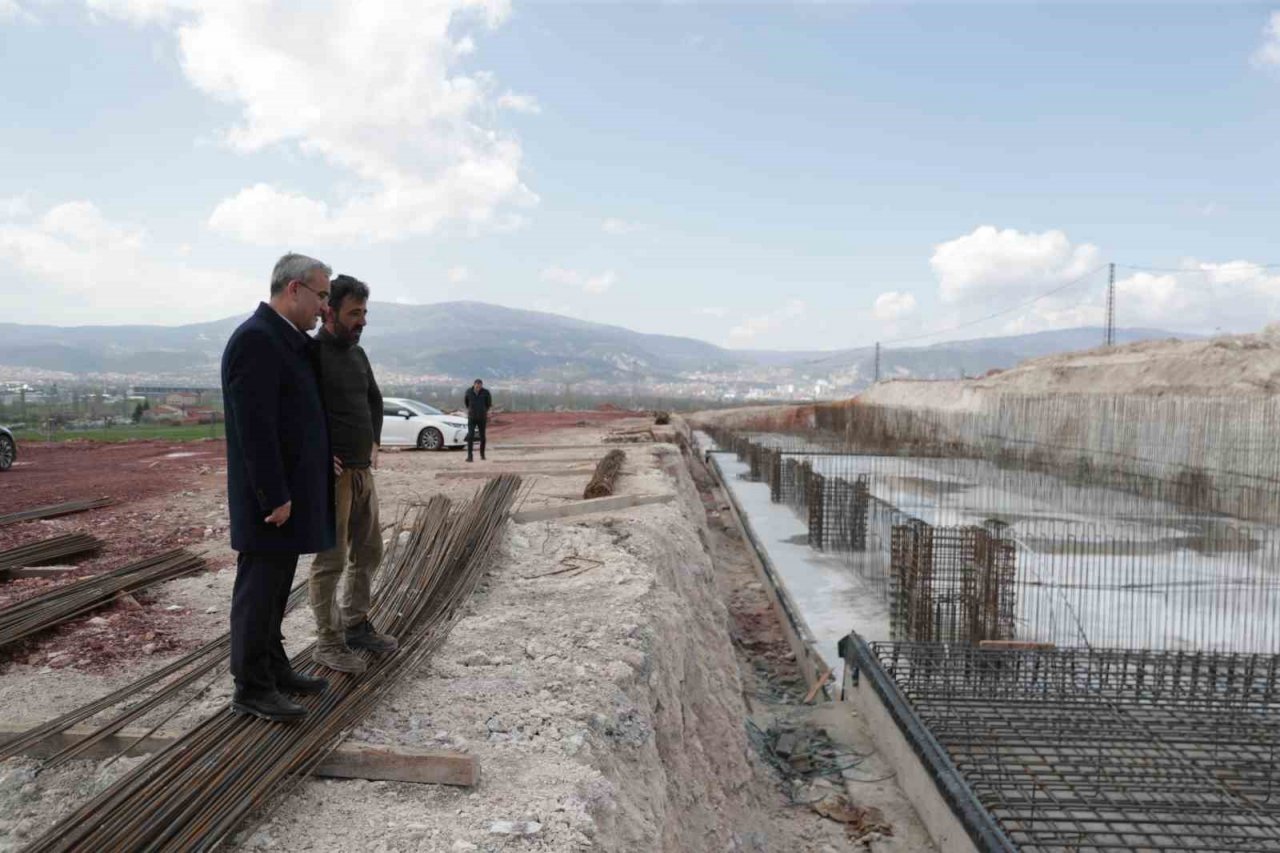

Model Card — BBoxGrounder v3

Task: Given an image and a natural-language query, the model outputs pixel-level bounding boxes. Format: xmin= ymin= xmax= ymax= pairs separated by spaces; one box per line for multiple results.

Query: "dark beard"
xmin=335 ymin=322 xmax=362 ymax=344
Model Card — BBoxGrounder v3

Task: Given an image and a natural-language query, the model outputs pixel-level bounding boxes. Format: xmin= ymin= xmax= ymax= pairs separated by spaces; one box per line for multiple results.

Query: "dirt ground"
xmin=0 ymin=413 xmax=929 ymax=851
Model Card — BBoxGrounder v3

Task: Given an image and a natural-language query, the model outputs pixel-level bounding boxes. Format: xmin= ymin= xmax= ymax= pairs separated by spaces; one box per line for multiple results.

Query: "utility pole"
xmin=1105 ymin=262 xmax=1116 ymax=348
xmin=874 ymin=341 xmax=881 ymax=383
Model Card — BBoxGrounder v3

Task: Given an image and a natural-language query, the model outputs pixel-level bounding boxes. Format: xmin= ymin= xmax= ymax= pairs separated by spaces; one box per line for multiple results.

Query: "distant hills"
xmin=0 ymin=301 xmax=1188 ymax=391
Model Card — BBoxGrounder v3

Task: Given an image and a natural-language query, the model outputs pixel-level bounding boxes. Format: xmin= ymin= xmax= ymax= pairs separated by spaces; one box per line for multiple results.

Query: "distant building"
xmin=131 ymin=385 xmax=216 ymax=406
xmin=142 ymin=404 xmax=186 ymax=423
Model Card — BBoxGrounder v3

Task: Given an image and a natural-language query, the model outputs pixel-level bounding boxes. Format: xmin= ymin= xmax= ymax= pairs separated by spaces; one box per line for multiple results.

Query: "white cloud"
xmin=695 ymin=306 xmax=728 ymax=318
xmin=496 ymin=92 xmax=541 ymax=114
xmin=87 ymin=0 xmax=536 ymax=245
xmin=0 ymin=199 xmax=257 ymax=324
xmin=0 ymin=0 xmax=38 ymax=23
xmin=872 ymin=291 xmax=918 ymax=322
xmin=446 ymin=265 xmax=470 ymax=283
xmin=0 ymin=195 xmax=32 ymax=219
xmin=1253 ymin=11 xmax=1280 ymax=67
xmin=540 ymin=265 xmax=615 ymax=295
xmin=1000 ymin=259 xmax=1280 ymax=335
xmin=728 ymin=299 xmax=805 ymax=343
xmin=930 ymin=225 xmax=1101 ymax=304
xmin=602 ymin=217 xmax=643 ymax=235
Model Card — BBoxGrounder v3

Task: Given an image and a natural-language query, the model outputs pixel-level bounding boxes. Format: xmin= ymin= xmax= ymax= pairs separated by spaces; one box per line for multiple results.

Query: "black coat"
xmin=221 ymin=303 xmax=335 ymax=554
xmin=464 ymin=387 xmax=492 ymax=420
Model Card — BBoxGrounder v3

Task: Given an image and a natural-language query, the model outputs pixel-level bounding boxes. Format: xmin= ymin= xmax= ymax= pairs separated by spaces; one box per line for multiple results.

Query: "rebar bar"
xmin=0 ymin=533 xmax=101 ymax=574
xmin=0 ymin=498 xmax=113 ymax=527
xmin=23 ymin=474 xmax=521 ymax=852
xmin=0 ymin=549 xmax=205 ymax=649
xmin=583 ymin=449 xmax=626 ymax=499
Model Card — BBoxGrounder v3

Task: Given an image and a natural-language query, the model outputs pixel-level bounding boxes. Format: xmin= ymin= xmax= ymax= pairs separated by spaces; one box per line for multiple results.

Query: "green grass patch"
xmin=12 ymin=423 xmax=225 ymax=443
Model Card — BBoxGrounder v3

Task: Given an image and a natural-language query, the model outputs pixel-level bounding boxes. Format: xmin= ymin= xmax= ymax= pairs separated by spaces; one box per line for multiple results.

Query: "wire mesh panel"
xmin=868 ymin=641 xmax=1280 ymax=852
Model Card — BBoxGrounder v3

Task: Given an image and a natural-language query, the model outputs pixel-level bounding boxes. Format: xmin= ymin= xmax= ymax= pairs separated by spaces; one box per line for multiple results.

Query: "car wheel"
xmin=0 ymin=435 xmax=13 ymax=472
xmin=417 ymin=427 xmax=443 ymax=451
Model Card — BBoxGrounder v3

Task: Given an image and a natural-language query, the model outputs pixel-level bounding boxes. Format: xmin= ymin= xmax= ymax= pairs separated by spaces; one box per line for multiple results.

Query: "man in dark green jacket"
xmin=310 ymin=274 xmax=397 ymax=674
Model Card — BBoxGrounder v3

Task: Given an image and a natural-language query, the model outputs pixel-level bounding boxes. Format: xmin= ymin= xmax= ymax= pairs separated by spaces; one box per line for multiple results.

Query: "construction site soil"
xmin=0 ymin=412 xmax=924 ymax=851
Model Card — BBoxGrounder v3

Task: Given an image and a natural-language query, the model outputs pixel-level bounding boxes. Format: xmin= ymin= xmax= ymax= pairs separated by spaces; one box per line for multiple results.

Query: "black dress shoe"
xmin=275 ymin=670 xmax=329 ymax=695
xmin=231 ymin=689 xmax=307 ymax=723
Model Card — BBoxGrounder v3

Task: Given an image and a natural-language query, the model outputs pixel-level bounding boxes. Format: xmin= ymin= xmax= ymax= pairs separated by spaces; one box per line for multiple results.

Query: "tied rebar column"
xmin=807 ymin=471 xmax=826 ymax=550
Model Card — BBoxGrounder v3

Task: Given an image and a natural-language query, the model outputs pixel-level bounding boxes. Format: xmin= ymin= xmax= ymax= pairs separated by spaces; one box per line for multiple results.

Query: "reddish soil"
xmin=0 ymin=439 xmax=230 ymax=671
xmin=484 ymin=410 xmax=640 ymax=441
xmin=2 ymin=438 xmax=223 ymax=512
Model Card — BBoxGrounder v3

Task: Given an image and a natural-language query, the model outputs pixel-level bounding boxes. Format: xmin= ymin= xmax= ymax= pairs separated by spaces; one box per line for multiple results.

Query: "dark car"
xmin=0 ymin=426 xmax=14 ymax=472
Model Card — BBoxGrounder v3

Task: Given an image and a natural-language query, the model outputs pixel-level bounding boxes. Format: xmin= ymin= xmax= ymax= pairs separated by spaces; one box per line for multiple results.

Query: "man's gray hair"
xmin=270 ymin=253 xmax=332 ymax=296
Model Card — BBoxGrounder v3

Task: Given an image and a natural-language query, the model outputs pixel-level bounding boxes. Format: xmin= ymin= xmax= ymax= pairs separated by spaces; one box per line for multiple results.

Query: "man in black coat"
xmin=221 ymin=253 xmax=336 ymax=722
xmin=464 ymin=378 xmax=492 ymax=462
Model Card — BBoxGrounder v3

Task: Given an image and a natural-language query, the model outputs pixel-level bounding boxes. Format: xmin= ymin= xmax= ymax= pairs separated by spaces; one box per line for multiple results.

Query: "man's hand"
xmin=372 ymin=444 xmax=380 ymax=470
xmin=265 ymin=500 xmax=292 ymax=527
xmin=333 ymin=455 xmax=344 ymax=477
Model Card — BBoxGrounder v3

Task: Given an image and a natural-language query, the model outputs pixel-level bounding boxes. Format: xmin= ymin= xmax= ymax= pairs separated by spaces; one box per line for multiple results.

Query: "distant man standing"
xmin=464 ymin=378 xmax=492 ymax=462
xmin=311 ymin=274 xmax=397 ymax=674
xmin=221 ymin=253 xmax=335 ymax=722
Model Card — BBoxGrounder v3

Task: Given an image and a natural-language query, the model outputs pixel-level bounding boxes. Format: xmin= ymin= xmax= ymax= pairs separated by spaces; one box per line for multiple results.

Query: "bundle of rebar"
xmin=0 ymin=549 xmax=205 ymax=648
xmin=0 ymin=533 xmax=101 ymax=574
xmin=0 ymin=497 xmax=113 ymax=527
xmin=0 ymin=584 xmax=310 ymax=767
xmin=583 ymin=449 xmax=626 ymax=499
xmin=26 ymin=474 xmax=521 ymax=852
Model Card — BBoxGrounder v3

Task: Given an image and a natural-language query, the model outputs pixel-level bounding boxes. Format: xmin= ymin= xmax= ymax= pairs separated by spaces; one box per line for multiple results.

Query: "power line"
xmin=878 ymin=263 xmax=1109 ymax=348
xmin=1115 ymin=262 xmax=1280 ymax=274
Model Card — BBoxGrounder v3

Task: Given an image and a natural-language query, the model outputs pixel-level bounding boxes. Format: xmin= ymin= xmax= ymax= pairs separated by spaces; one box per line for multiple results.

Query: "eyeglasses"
xmin=294 ymin=280 xmax=330 ymax=302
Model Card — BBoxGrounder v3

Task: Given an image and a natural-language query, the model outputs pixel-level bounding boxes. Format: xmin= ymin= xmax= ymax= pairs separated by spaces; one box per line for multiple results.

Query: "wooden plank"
xmin=315 ymin=743 xmax=478 ymax=787
xmin=0 ymin=723 xmax=479 ymax=787
xmin=436 ymin=468 xmax=595 ymax=480
xmin=4 ymin=566 xmax=78 ymax=580
xmin=511 ymin=492 xmax=675 ymax=524
xmin=802 ymin=666 xmax=833 ymax=704
xmin=977 ymin=640 xmax=1056 ymax=651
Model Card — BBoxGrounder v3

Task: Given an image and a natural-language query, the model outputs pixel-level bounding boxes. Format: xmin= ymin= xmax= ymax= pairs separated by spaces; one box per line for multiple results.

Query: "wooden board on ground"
xmin=0 ymin=566 xmax=79 ymax=580
xmin=0 ymin=723 xmax=479 ymax=787
xmin=437 ymin=468 xmax=596 ymax=480
xmin=511 ymin=492 xmax=675 ymax=524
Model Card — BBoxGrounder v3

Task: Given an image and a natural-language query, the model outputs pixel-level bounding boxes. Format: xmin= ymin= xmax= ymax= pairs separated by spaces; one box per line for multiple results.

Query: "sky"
xmin=1 ymin=1 xmax=1279 ymax=350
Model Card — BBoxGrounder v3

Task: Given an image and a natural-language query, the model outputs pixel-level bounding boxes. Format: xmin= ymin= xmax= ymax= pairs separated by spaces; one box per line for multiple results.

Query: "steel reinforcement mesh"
xmin=871 ymin=642 xmax=1280 ymax=852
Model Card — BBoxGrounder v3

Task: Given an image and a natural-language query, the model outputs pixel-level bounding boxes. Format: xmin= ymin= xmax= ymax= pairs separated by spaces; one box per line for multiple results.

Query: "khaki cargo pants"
xmin=309 ymin=467 xmax=383 ymax=646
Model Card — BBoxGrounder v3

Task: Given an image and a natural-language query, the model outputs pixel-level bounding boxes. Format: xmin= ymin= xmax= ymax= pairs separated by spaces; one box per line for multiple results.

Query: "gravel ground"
xmin=0 ymin=414 xmax=930 ymax=851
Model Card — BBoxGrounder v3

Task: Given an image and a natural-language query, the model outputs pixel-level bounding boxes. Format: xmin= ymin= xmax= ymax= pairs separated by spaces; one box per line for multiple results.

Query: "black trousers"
xmin=230 ymin=550 xmax=299 ymax=696
xmin=466 ymin=417 xmax=487 ymax=458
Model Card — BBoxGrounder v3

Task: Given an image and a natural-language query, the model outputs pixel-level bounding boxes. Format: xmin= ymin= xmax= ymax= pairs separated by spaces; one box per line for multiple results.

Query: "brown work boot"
xmin=346 ymin=619 xmax=398 ymax=654
xmin=314 ymin=643 xmax=367 ymax=674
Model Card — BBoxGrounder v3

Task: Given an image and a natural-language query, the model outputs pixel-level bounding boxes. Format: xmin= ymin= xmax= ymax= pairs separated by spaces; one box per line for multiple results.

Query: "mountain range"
xmin=0 ymin=301 xmax=1187 ymax=391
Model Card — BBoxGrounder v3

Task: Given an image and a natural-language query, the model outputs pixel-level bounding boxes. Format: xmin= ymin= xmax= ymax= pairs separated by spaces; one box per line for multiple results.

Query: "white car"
xmin=380 ymin=397 xmax=470 ymax=451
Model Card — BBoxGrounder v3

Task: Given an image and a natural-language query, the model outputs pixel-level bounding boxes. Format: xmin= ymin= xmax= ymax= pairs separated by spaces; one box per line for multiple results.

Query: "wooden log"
xmin=511 ymin=493 xmax=675 ymax=524
xmin=0 ymin=723 xmax=479 ymax=787
xmin=583 ymin=450 xmax=626 ymax=499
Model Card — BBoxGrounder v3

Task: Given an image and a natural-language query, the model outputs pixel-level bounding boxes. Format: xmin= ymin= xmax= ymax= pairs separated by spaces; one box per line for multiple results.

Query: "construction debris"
xmin=583 ymin=449 xmax=626 ymax=499
xmin=0 ymin=498 xmax=113 ymax=527
xmin=0 ymin=549 xmax=205 ymax=649
xmin=0 ymin=533 xmax=101 ymax=578
xmin=23 ymin=475 xmax=520 ymax=852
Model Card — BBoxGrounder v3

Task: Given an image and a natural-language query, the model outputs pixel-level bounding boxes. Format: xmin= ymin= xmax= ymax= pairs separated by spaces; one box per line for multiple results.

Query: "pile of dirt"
xmin=864 ymin=325 xmax=1280 ymax=411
